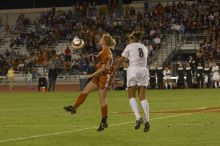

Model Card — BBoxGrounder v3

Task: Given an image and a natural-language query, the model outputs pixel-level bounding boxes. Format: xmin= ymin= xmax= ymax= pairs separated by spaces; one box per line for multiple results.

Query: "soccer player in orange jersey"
xmin=64 ymin=33 xmax=116 ymax=132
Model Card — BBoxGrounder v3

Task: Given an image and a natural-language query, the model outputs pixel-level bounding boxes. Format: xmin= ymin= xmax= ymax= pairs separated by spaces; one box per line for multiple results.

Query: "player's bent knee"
xmin=81 ymin=90 xmax=89 ymax=95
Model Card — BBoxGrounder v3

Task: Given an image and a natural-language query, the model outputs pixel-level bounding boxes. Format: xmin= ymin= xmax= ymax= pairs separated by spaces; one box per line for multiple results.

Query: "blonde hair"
xmin=129 ymin=31 xmax=144 ymax=42
xmin=102 ymin=33 xmax=116 ymax=48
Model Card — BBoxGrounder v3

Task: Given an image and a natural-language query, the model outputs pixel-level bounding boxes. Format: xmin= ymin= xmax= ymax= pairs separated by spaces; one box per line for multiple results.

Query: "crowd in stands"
xmin=0 ymin=0 xmax=219 ymax=85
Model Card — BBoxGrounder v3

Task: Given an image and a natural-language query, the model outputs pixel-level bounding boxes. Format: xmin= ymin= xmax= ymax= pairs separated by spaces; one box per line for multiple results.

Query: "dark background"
xmin=0 ymin=0 xmax=135 ymax=9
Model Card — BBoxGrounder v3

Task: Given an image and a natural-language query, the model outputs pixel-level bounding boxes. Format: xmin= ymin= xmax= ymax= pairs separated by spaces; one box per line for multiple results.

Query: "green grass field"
xmin=0 ymin=89 xmax=220 ymax=146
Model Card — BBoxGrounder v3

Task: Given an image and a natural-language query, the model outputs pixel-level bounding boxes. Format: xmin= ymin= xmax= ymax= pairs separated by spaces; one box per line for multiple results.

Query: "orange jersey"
xmin=96 ymin=48 xmax=113 ymax=75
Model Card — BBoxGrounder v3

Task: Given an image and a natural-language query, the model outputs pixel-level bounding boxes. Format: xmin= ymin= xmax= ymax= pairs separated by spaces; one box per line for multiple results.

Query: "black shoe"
xmin=63 ymin=105 xmax=76 ymax=114
xmin=135 ymin=118 xmax=144 ymax=129
xmin=97 ymin=123 xmax=108 ymax=132
xmin=144 ymin=122 xmax=150 ymax=132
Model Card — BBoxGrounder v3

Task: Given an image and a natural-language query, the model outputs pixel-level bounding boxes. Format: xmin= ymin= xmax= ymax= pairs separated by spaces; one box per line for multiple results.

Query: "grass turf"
xmin=0 ymin=89 xmax=220 ymax=146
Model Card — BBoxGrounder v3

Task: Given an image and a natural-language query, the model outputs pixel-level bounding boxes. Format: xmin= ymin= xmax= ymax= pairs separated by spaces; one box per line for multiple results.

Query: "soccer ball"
xmin=71 ymin=37 xmax=84 ymax=50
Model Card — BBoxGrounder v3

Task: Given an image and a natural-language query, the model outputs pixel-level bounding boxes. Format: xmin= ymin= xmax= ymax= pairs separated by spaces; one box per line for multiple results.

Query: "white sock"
xmin=141 ymin=99 xmax=150 ymax=122
xmin=165 ymin=82 xmax=168 ymax=89
xmin=215 ymin=82 xmax=218 ymax=88
xmin=169 ymin=83 xmax=172 ymax=89
xmin=129 ymin=98 xmax=141 ymax=120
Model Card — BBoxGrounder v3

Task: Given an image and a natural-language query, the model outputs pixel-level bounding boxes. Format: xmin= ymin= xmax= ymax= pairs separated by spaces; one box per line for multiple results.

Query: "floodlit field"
xmin=0 ymin=89 xmax=220 ymax=146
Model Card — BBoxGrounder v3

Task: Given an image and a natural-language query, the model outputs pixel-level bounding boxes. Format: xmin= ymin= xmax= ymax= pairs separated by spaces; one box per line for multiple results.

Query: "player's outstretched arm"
xmin=111 ymin=56 xmax=127 ymax=77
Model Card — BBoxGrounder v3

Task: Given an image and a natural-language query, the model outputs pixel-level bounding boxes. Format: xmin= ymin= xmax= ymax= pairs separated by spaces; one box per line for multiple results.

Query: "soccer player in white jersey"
xmin=212 ymin=62 xmax=220 ymax=88
xmin=111 ymin=31 xmax=150 ymax=132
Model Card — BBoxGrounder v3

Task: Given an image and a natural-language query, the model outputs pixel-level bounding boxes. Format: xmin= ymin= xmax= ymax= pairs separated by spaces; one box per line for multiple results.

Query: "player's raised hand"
xmin=86 ymin=74 xmax=94 ymax=79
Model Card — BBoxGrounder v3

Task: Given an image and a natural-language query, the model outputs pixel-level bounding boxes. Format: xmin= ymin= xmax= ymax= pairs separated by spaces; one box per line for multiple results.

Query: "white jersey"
xmin=122 ymin=43 xmax=149 ymax=87
xmin=163 ymin=69 xmax=171 ymax=80
xmin=122 ymin=43 xmax=148 ymax=67
xmin=212 ymin=66 xmax=219 ymax=75
xmin=212 ymin=65 xmax=220 ymax=80
xmin=163 ymin=69 xmax=171 ymax=77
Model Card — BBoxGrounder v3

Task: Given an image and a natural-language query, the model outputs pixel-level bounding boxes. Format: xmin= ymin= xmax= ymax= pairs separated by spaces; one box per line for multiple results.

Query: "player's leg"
xmin=201 ymin=76 xmax=204 ymax=88
xmin=97 ymin=87 xmax=108 ymax=131
xmin=208 ymin=77 xmax=212 ymax=88
xmin=52 ymin=80 xmax=55 ymax=91
xmin=64 ymin=79 xmax=98 ymax=114
xmin=127 ymin=68 xmax=143 ymax=129
xmin=138 ymin=86 xmax=150 ymax=132
xmin=168 ymin=79 xmax=172 ymax=89
xmin=218 ymin=76 xmax=220 ymax=88
xmin=97 ymin=74 xmax=110 ymax=131
xmin=74 ymin=80 xmax=98 ymax=109
xmin=213 ymin=75 xmax=218 ymax=88
xmin=48 ymin=77 xmax=52 ymax=91
xmin=164 ymin=79 xmax=168 ymax=89
xmin=128 ymin=86 xmax=143 ymax=129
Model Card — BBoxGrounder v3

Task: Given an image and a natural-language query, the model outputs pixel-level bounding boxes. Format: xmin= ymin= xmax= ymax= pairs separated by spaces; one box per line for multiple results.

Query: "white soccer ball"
xmin=71 ymin=37 xmax=85 ymax=50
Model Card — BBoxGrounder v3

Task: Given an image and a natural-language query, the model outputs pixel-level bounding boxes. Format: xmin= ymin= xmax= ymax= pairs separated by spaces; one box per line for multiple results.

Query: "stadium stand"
xmin=0 ymin=0 xmax=219 ymax=89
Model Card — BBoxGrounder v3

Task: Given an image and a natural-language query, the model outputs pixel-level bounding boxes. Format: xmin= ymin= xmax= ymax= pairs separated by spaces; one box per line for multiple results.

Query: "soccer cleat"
xmin=97 ymin=123 xmax=108 ymax=132
xmin=144 ymin=122 xmax=150 ymax=132
xmin=135 ymin=118 xmax=144 ymax=129
xmin=63 ymin=105 xmax=76 ymax=114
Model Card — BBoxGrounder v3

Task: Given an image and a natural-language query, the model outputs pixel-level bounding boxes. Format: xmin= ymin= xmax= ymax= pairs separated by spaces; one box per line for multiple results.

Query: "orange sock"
xmin=101 ymin=105 xmax=108 ymax=118
xmin=73 ymin=93 xmax=88 ymax=109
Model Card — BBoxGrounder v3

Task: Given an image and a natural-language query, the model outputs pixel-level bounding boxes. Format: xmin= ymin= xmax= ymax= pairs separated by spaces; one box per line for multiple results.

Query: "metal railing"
xmin=149 ymin=33 xmax=178 ymax=66
xmin=149 ymin=33 xmax=211 ymax=67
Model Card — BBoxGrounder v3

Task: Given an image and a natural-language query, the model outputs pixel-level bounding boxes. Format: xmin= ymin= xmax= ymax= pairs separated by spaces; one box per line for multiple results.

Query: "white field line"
xmin=0 ymin=107 xmax=59 ymax=111
xmin=176 ymin=124 xmax=202 ymax=126
xmin=0 ymin=108 xmax=219 ymax=144
xmin=0 ymin=106 xmax=208 ymax=112
xmin=0 ymin=125 xmax=86 ymax=128
xmin=0 ymin=113 xmax=193 ymax=144
xmin=2 ymin=123 xmax=204 ymax=128
xmin=0 ymin=126 xmax=97 ymax=144
xmin=0 ymin=116 xmax=25 ymax=118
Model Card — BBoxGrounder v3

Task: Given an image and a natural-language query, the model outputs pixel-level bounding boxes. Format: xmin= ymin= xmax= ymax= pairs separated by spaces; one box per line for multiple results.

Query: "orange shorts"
xmin=91 ymin=74 xmax=111 ymax=89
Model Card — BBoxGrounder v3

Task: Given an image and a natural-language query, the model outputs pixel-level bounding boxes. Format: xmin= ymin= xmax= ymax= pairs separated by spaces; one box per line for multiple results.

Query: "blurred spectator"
xmin=196 ymin=62 xmax=204 ymax=88
xmin=88 ymin=1 xmax=97 ymax=18
xmin=112 ymin=0 xmax=119 ymax=16
xmin=204 ymin=63 xmax=212 ymax=88
xmin=4 ymin=49 xmax=10 ymax=57
xmin=212 ymin=62 xmax=220 ymax=88
xmin=163 ymin=66 xmax=172 ymax=89
xmin=26 ymin=69 xmax=33 ymax=89
xmin=188 ymin=56 xmax=196 ymax=76
xmin=74 ymin=1 xmax=81 ymax=16
xmin=48 ymin=64 xmax=58 ymax=92
xmin=82 ymin=1 xmax=88 ymax=16
xmin=64 ymin=52 xmax=71 ymax=74
xmin=65 ymin=46 xmax=71 ymax=55
xmin=38 ymin=74 xmax=48 ymax=92
xmin=149 ymin=65 xmax=157 ymax=89
xmin=185 ymin=63 xmax=193 ymax=88
xmin=156 ymin=66 xmax=164 ymax=89
xmin=118 ymin=0 xmax=124 ymax=17
xmin=176 ymin=63 xmax=185 ymax=89
xmin=32 ymin=67 xmax=38 ymax=82
xmin=7 ymin=66 xmax=14 ymax=90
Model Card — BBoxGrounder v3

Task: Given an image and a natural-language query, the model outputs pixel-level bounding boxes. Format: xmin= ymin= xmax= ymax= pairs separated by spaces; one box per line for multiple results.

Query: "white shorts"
xmin=204 ymin=75 xmax=208 ymax=83
xmin=127 ymin=67 xmax=149 ymax=87
xmin=164 ymin=75 xmax=171 ymax=80
xmin=213 ymin=74 xmax=220 ymax=81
